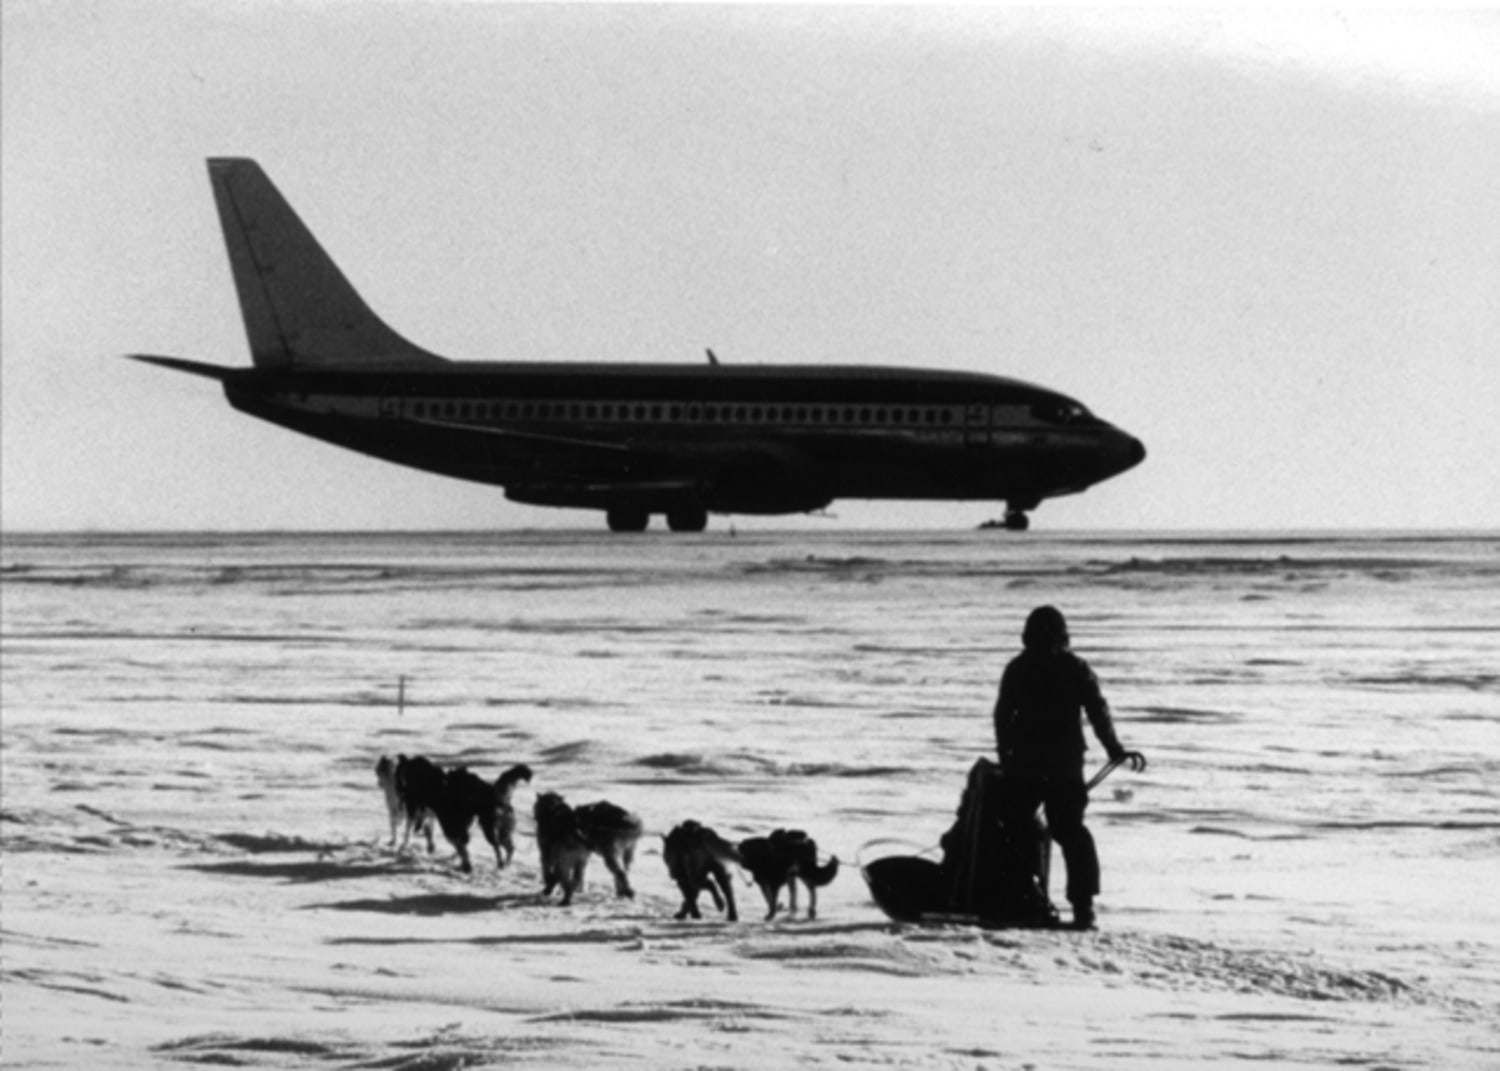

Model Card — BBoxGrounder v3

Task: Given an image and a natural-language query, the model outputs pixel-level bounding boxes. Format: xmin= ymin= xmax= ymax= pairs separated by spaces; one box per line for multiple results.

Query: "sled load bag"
xmin=865 ymin=757 xmax=1056 ymax=926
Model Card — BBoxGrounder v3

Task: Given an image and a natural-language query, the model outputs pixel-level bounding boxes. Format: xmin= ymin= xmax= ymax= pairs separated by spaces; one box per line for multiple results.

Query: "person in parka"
xmin=993 ymin=605 xmax=1146 ymax=929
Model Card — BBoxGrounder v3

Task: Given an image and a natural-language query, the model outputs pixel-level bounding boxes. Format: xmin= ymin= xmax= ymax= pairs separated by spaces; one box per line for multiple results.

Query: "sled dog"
xmin=392 ymin=755 xmax=532 ymax=873
xmin=663 ymin=820 xmax=743 ymax=921
xmin=533 ymin=791 xmax=642 ymax=905
xmin=376 ymin=754 xmax=434 ymax=851
xmin=738 ymin=828 xmax=840 ymax=920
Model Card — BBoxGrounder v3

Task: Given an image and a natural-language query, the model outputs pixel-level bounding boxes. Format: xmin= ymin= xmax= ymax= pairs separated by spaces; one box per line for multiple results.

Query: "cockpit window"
xmin=1032 ymin=400 xmax=1093 ymax=426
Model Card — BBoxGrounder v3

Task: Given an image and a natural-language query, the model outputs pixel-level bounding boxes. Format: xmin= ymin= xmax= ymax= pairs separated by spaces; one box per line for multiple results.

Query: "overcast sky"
xmin=4 ymin=2 xmax=1498 ymax=531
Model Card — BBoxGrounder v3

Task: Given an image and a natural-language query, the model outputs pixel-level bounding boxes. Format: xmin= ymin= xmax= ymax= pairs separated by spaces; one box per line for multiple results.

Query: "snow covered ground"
xmin=4 ymin=530 xmax=1497 ymax=1067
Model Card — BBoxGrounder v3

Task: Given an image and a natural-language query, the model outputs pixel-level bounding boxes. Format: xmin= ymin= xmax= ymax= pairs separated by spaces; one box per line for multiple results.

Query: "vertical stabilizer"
xmin=207 ymin=158 xmax=445 ymax=369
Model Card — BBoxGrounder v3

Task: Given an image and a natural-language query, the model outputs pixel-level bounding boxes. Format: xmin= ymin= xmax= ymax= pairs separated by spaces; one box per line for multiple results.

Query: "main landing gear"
xmin=606 ymin=507 xmax=650 ymax=533
xmin=666 ymin=506 xmax=709 ymax=533
xmin=605 ymin=506 xmax=709 ymax=533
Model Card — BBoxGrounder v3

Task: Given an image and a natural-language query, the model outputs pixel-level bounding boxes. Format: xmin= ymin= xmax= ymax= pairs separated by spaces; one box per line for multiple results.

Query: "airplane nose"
xmin=1103 ymin=430 xmax=1146 ymax=476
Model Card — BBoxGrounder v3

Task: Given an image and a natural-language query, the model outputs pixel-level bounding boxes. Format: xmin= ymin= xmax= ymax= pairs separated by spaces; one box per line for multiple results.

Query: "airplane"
xmin=129 ymin=158 xmax=1145 ymax=533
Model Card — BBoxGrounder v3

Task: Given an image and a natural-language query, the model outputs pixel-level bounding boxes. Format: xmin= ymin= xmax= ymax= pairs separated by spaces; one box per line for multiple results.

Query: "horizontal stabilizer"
xmin=125 ymin=354 xmax=234 ymax=380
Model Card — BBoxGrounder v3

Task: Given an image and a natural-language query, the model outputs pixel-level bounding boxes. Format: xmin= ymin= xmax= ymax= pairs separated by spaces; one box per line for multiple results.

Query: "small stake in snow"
xmin=397 ymin=675 xmax=407 ymax=717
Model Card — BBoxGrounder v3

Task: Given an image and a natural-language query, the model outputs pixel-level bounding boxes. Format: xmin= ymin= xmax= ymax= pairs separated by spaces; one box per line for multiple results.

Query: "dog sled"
xmin=860 ymin=758 xmax=1069 ymax=929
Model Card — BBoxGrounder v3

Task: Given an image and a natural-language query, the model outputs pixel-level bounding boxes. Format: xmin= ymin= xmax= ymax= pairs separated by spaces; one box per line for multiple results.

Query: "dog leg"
xmin=714 ymin=866 xmax=738 ymax=923
xmin=601 ymin=851 xmax=635 ymax=899
xmin=561 ymin=860 xmax=586 ymax=906
xmin=477 ymin=813 xmax=508 ymax=870
xmin=704 ymin=879 xmax=725 ymax=914
xmin=674 ymin=883 xmax=701 ymax=920
xmin=759 ymin=881 xmax=779 ymax=921
xmin=446 ymin=823 xmax=473 ymax=874
xmin=410 ymin=812 xmax=434 ymax=854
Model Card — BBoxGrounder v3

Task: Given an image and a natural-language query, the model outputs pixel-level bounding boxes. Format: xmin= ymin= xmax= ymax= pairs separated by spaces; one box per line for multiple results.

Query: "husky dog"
xmin=485 ymin=763 xmax=533 ymax=868
xmin=392 ymin=754 xmax=444 ymax=855
xmin=738 ymin=829 xmax=840 ymax=920
xmin=376 ymin=754 xmax=434 ymax=851
xmin=395 ymin=755 xmax=533 ymax=873
xmin=662 ymin=820 xmax=743 ymax=921
xmin=533 ymin=791 xmax=643 ymax=905
xmin=376 ymin=755 xmax=404 ymax=846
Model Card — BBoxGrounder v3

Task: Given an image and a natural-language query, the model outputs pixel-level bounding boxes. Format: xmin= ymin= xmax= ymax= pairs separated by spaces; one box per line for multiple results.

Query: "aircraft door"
xmin=964 ymin=404 xmax=990 ymax=447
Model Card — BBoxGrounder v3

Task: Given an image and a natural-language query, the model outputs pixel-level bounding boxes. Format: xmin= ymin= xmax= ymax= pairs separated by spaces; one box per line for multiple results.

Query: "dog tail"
xmin=711 ymin=836 xmax=745 ymax=867
xmin=805 ymin=855 xmax=841 ymax=888
xmin=496 ymin=763 xmax=533 ymax=797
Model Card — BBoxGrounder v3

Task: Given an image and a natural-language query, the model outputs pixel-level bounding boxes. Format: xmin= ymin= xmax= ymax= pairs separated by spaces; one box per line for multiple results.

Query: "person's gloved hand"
xmin=1109 ymin=748 xmax=1148 ymax=773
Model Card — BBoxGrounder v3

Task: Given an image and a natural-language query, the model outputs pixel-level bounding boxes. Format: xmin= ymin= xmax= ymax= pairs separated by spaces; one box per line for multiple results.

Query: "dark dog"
xmin=662 ymin=821 xmax=743 ymax=921
xmin=533 ymin=791 xmax=642 ymax=905
xmin=394 ymin=755 xmax=533 ymax=873
xmin=472 ymin=762 xmax=533 ymax=868
xmin=738 ymin=828 xmax=840 ymax=920
xmin=376 ymin=754 xmax=434 ymax=851
xmin=392 ymin=754 xmax=444 ymax=855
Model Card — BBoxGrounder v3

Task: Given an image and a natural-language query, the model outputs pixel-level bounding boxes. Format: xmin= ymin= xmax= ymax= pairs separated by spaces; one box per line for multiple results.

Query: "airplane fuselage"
xmin=220 ymin=361 xmax=1144 ymax=520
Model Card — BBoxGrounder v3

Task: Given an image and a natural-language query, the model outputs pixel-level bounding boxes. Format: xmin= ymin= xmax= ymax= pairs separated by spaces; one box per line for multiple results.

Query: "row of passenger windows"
xmin=410 ymin=399 xmax=962 ymax=427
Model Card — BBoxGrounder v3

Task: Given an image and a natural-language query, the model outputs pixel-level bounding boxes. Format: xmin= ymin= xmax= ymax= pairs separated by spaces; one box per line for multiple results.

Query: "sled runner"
xmin=861 ymin=758 xmax=1060 ymax=928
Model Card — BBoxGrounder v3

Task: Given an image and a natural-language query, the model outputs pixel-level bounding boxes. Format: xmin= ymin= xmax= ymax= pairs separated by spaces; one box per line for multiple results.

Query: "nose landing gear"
xmin=979 ymin=501 xmax=1036 ymax=532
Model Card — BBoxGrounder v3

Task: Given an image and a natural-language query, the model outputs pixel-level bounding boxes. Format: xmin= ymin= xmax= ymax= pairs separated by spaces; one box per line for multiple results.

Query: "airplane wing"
xmin=504 ymin=439 xmax=831 ymax=515
xmin=411 ymin=414 xmax=840 ymax=513
xmin=415 ymin=412 xmax=831 ymax=514
xmin=412 ymin=414 xmax=706 ymax=506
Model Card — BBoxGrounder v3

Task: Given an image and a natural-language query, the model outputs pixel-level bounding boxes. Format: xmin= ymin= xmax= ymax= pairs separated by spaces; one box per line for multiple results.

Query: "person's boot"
xmin=1069 ymin=898 xmax=1096 ymax=931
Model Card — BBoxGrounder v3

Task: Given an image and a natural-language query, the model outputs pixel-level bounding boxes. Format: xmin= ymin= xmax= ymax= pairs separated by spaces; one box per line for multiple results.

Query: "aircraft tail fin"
xmin=206 ymin=158 xmax=446 ymax=371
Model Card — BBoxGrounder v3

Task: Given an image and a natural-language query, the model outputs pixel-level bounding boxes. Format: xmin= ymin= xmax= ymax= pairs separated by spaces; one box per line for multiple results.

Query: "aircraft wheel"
xmin=666 ymin=506 xmax=708 ymax=533
xmin=1003 ymin=509 xmax=1030 ymax=532
xmin=606 ymin=507 xmax=650 ymax=533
